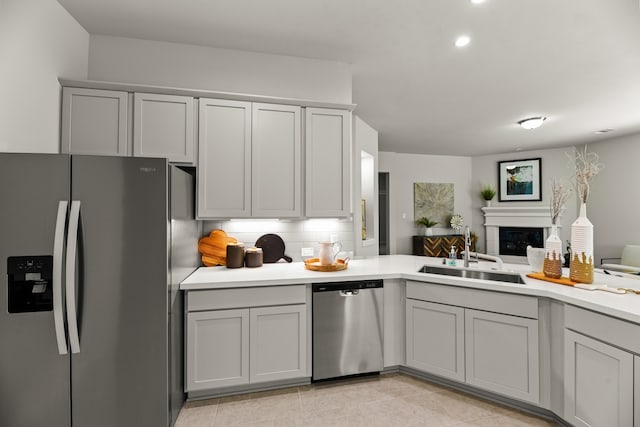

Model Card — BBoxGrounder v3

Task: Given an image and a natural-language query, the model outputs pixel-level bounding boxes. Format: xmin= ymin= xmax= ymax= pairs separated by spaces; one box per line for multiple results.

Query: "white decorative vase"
xmin=570 ymin=203 xmax=594 ymax=283
xmin=544 ymin=224 xmax=563 ymax=279
xmin=484 ymin=200 xmax=492 ymax=207
xmin=424 ymin=227 xmax=433 ymax=237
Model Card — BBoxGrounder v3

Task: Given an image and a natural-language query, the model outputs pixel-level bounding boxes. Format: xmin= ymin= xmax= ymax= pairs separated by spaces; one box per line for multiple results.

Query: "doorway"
xmin=378 ymin=172 xmax=390 ymax=255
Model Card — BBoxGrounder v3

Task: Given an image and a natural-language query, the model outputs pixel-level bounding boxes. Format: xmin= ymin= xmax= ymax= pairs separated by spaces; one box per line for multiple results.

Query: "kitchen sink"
xmin=418 ymin=265 xmax=526 ymax=284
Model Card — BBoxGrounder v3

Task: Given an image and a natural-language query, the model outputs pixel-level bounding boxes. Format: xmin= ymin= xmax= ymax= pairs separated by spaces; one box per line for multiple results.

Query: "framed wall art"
xmin=498 ymin=158 xmax=542 ymax=202
xmin=413 ymin=182 xmax=454 ymax=226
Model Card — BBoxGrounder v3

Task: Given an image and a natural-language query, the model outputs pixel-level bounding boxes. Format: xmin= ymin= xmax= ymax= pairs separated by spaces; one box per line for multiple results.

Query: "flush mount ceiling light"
xmin=518 ymin=116 xmax=546 ymax=130
xmin=595 ymin=128 xmax=614 ymax=134
xmin=455 ymin=35 xmax=471 ymax=48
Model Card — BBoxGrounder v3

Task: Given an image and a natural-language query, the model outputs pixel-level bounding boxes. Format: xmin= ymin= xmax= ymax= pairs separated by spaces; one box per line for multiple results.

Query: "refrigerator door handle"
xmin=53 ymin=201 xmax=69 ymax=355
xmin=66 ymin=201 xmax=81 ymax=354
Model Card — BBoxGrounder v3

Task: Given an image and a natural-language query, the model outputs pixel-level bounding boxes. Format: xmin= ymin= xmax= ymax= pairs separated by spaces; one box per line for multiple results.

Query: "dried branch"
xmin=567 ymin=145 xmax=604 ymax=203
xmin=549 ymin=178 xmax=571 ymax=224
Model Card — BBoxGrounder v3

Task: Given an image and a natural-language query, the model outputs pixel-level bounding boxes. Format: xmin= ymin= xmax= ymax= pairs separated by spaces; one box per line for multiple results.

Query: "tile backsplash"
xmin=201 ymin=218 xmax=355 ymax=262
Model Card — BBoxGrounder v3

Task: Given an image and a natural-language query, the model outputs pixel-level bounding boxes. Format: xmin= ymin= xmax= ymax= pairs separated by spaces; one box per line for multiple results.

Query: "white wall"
xmin=0 ymin=0 xmax=88 ymax=153
xmin=379 ymin=152 xmax=473 ymax=255
xmin=471 ymin=147 xmax=579 ymax=254
xmin=353 ymin=116 xmax=379 ymax=257
xmin=588 ymin=133 xmax=640 ymax=264
xmin=88 ymin=35 xmax=352 ymax=104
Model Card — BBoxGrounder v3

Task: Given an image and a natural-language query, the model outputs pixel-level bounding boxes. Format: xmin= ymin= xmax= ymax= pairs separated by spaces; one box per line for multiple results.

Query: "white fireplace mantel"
xmin=482 ymin=206 xmax=561 ymax=262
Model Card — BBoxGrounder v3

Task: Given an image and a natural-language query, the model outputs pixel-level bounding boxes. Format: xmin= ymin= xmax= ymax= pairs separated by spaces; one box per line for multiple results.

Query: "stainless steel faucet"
xmin=464 ymin=226 xmax=471 ymax=268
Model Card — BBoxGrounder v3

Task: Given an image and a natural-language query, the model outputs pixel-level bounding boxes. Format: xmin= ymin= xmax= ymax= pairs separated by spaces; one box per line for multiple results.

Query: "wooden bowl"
xmin=304 ymin=257 xmax=350 ymax=272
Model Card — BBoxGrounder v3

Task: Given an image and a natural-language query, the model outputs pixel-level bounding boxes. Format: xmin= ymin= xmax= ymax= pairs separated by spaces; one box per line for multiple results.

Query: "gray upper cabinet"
xmin=133 ymin=93 xmax=195 ymax=164
xmin=198 ymin=98 xmax=252 ymax=218
xmin=252 ymin=103 xmax=301 ymax=218
xmin=61 ymin=87 xmax=129 ymax=156
xmin=197 ymin=100 xmax=301 ymax=219
xmin=305 ymin=108 xmax=351 ymax=217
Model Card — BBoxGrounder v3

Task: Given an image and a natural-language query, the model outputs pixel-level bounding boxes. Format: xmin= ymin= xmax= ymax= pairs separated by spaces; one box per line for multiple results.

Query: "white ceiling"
xmin=57 ymin=0 xmax=640 ymax=156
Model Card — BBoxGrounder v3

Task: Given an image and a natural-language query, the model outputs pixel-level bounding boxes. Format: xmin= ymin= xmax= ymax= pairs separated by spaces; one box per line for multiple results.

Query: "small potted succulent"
xmin=415 ymin=217 xmax=438 ymax=236
xmin=480 ymin=184 xmax=497 ymax=207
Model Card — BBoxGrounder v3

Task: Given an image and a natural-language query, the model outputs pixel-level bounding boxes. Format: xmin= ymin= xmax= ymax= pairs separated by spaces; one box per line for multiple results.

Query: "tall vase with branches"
xmin=568 ymin=145 xmax=603 ymax=283
xmin=544 ymin=178 xmax=571 ymax=278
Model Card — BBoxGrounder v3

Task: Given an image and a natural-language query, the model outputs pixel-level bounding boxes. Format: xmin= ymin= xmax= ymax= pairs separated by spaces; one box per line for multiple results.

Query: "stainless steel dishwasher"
xmin=312 ymin=280 xmax=383 ymax=381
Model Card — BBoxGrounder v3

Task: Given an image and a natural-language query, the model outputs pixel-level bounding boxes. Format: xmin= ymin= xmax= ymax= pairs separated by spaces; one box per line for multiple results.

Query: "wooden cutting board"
xmin=526 ymin=272 xmax=577 ymax=286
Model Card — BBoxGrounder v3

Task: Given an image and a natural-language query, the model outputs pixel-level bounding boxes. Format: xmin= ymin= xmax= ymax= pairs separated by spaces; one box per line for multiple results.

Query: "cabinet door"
xmin=465 ymin=309 xmax=539 ymax=404
xmin=133 ymin=93 xmax=195 ymax=164
xmin=405 ymin=299 xmax=465 ymax=381
xmin=564 ymin=330 xmax=633 ymax=427
xmin=250 ymin=304 xmax=307 ymax=383
xmin=251 ymin=103 xmax=301 ymax=217
xmin=635 ymin=356 xmax=639 ymax=427
xmin=305 ymin=108 xmax=351 ymax=217
xmin=198 ymin=98 xmax=252 ymax=218
xmin=186 ymin=309 xmax=249 ymax=391
xmin=61 ymin=87 xmax=128 ymax=156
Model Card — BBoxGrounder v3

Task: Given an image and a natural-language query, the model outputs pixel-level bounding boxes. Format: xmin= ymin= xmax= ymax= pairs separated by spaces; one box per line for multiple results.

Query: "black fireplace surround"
xmin=499 ymin=227 xmax=544 ymax=256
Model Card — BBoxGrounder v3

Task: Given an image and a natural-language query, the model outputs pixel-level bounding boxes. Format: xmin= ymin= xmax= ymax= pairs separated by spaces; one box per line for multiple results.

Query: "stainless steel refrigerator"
xmin=0 ymin=153 xmax=199 ymax=427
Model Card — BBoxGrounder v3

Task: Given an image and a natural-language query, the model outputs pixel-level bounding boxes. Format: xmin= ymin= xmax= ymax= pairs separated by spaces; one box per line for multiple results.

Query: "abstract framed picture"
xmin=497 ymin=158 xmax=542 ymax=202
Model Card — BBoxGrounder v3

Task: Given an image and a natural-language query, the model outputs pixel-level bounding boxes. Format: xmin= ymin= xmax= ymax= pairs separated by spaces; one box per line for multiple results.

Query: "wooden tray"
xmin=526 ymin=272 xmax=577 ymax=286
xmin=304 ymin=258 xmax=349 ymax=272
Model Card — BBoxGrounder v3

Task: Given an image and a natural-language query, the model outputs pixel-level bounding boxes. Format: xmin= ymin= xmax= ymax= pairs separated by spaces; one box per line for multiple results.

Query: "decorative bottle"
xmin=569 ymin=203 xmax=594 ymax=283
xmin=543 ymin=224 xmax=562 ymax=279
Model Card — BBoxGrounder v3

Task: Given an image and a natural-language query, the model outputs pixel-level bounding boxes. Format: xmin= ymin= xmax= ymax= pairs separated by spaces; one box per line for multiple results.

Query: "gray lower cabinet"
xmin=249 ymin=305 xmax=307 ymax=383
xmin=186 ymin=309 xmax=250 ymax=391
xmin=564 ymin=329 xmax=634 ymax=427
xmin=406 ymin=299 xmax=465 ymax=381
xmin=185 ymin=286 xmax=308 ymax=395
xmin=405 ymin=281 xmax=540 ymax=405
xmin=61 ymin=87 xmax=129 ymax=156
xmin=133 ymin=93 xmax=195 ymax=164
xmin=635 ymin=356 xmax=639 ymax=427
xmin=465 ymin=309 xmax=539 ymax=404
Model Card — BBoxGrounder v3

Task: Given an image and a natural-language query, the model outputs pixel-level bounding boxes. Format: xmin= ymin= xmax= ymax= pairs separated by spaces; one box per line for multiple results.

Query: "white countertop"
xmin=181 ymin=255 xmax=640 ymax=324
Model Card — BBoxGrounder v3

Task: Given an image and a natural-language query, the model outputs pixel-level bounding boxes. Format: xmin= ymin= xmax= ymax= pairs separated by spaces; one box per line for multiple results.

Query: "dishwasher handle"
xmin=340 ymin=289 xmax=360 ymax=296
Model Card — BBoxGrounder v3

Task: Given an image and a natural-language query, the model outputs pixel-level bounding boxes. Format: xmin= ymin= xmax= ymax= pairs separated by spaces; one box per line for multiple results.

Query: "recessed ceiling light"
xmin=518 ymin=117 xmax=546 ymax=130
xmin=455 ymin=35 xmax=471 ymax=48
xmin=470 ymin=0 xmax=486 ymax=4
xmin=594 ymin=128 xmax=614 ymax=134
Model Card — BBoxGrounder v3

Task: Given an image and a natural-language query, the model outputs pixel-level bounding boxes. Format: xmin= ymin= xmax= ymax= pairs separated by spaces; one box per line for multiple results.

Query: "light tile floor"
xmin=175 ymin=373 xmax=557 ymax=427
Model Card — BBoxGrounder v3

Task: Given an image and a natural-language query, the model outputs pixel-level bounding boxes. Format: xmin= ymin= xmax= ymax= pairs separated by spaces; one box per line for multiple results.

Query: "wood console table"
xmin=412 ymin=235 xmax=475 ymax=258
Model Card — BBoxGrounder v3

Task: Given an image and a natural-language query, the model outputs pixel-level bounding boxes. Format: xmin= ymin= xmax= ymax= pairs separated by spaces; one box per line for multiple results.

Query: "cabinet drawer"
xmin=565 ymin=305 xmax=640 ymax=354
xmin=187 ymin=285 xmax=306 ymax=311
xmin=406 ymin=281 xmax=538 ymax=319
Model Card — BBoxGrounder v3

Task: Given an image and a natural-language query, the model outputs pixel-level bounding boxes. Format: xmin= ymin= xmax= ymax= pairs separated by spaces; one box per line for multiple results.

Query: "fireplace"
xmin=499 ymin=227 xmax=544 ymax=256
xmin=483 ymin=206 xmax=560 ymax=264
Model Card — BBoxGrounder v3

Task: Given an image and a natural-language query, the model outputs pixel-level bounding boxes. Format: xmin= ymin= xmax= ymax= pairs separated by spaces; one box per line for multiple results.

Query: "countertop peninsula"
xmin=181 ymin=255 xmax=640 ymax=324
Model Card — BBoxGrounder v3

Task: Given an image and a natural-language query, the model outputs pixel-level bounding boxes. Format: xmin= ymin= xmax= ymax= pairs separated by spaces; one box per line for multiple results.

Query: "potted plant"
xmin=480 ymin=185 xmax=497 ymax=206
xmin=415 ymin=217 xmax=438 ymax=236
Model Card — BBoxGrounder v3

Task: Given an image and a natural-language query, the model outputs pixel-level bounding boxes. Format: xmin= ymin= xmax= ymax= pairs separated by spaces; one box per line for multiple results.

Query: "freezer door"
xmin=69 ymin=156 xmax=169 ymax=427
xmin=0 ymin=153 xmax=71 ymax=427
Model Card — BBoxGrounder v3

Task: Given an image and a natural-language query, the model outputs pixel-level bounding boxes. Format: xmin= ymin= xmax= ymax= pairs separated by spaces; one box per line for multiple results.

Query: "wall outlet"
xmin=301 ymin=247 xmax=314 ymax=257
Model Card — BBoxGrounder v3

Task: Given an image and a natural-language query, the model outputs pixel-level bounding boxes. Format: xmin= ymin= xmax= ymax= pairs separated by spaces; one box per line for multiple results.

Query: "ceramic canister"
xmin=226 ymin=243 xmax=245 ymax=268
xmin=244 ymin=247 xmax=263 ymax=268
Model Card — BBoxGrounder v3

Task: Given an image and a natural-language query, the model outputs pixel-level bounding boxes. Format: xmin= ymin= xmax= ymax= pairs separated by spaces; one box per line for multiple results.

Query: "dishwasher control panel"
xmin=312 ymin=279 xmax=383 ymax=292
